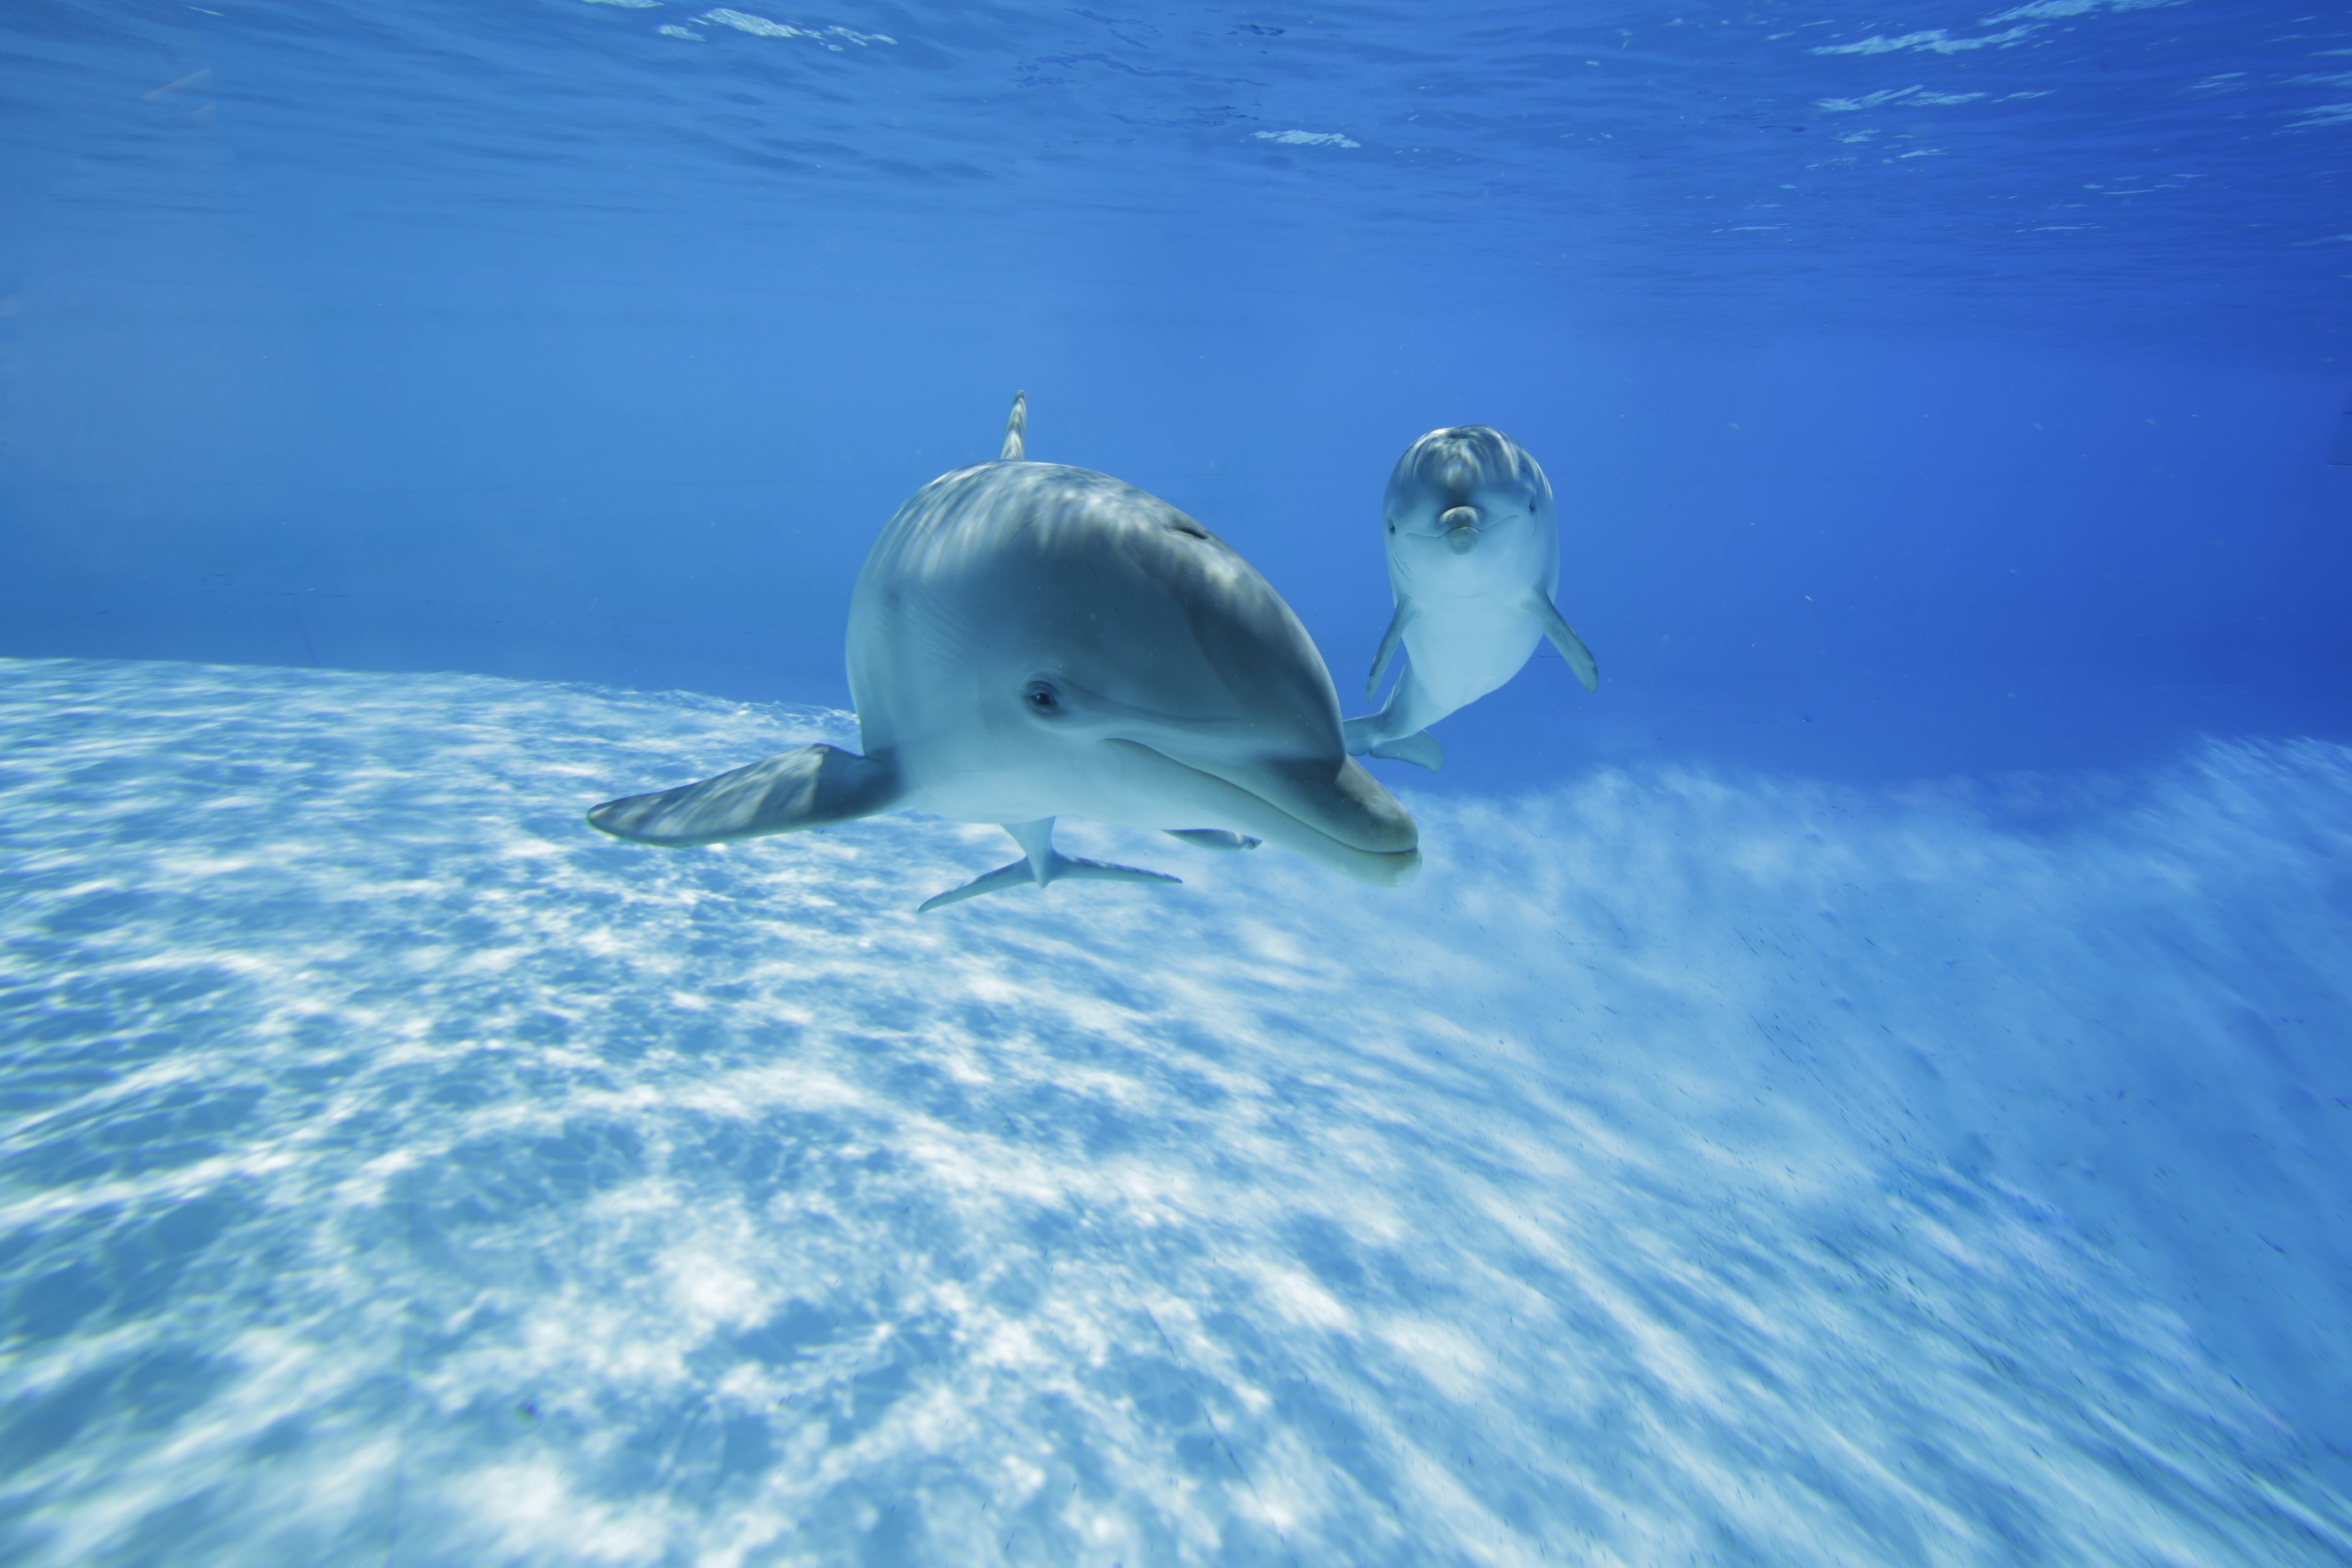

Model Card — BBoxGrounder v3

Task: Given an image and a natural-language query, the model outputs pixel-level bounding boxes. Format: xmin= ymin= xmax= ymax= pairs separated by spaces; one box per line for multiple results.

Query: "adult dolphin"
xmin=1343 ymin=425 xmax=1598 ymax=772
xmin=588 ymin=393 xmax=1420 ymax=911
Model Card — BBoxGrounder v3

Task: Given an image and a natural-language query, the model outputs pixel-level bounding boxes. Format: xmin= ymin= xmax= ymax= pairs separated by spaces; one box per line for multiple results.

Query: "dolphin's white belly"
xmin=1400 ymin=592 xmax=1545 ymax=712
xmin=900 ymin=745 xmax=1251 ymax=836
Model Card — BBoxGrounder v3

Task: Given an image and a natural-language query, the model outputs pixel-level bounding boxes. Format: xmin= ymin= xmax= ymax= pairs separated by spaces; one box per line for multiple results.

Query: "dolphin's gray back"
xmin=846 ymin=461 xmax=1344 ymax=781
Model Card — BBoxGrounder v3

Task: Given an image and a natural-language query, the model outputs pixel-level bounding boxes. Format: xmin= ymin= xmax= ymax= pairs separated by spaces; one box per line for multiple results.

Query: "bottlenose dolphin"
xmin=1343 ymin=425 xmax=1598 ymax=771
xmin=589 ymin=393 xmax=1420 ymax=911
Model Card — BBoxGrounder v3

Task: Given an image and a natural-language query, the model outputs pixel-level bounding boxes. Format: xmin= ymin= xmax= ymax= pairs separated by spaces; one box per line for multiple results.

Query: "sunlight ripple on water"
xmin=2 ymin=658 xmax=2347 ymax=1565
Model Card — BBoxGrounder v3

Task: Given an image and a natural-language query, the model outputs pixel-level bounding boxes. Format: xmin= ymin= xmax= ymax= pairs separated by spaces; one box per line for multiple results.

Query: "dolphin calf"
xmin=588 ymin=393 xmax=1420 ymax=911
xmin=1343 ymin=425 xmax=1598 ymax=772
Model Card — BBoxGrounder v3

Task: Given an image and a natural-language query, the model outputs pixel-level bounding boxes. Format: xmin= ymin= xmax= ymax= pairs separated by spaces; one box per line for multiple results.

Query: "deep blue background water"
xmin=3 ymin=1 xmax=2351 ymax=1563
xmin=5 ymin=0 xmax=2350 ymax=786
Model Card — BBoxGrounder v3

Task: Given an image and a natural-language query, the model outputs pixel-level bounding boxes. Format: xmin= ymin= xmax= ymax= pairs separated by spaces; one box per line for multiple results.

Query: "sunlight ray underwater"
xmin=1 ymin=657 xmax=2348 ymax=1566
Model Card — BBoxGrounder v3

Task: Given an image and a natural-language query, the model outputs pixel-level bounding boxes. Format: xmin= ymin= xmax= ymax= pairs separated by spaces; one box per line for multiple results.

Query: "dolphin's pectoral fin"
xmin=1534 ymin=594 xmax=1599 ymax=693
xmin=1164 ymin=828 xmax=1261 ymax=852
xmin=1367 ymin=606 xmax=1409 ymax=699
xmin=1369 ymin=730 xmax=1444 ymax=772
xmin=918 ymin=817 xmax=1180 ymax=913
xmin=588 ymin=744 xmax=899 ymax=847
xmin=999 ymin=390 xmax=1028 ymax=462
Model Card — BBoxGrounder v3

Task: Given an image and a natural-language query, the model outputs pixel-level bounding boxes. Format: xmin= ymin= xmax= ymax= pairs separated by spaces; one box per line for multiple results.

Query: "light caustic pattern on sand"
xmin=0 ymin=659 xmax=2347 ymax=1566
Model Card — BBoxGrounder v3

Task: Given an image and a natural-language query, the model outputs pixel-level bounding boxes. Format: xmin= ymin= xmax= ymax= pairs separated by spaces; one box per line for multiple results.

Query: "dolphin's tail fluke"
xmin=1370 ymin=730 xmax=1444 ymax=771
xmin=919 ymin=854 xmax=1176 ymax=914
xmin=917 ymin=859 xmax=1036 ymax=912
xmin=1345 ymin=656 xmax=1445 ymax=772
xmin=588 ymin=744 xmax=899 ymax=846
xmin=1341 ymin=716 xmax=1443 ymax=772
xmin=920 ymin=815 xmax=1178 ymax=913
xmin=999 ymin=390 xmax=1028 ymax=462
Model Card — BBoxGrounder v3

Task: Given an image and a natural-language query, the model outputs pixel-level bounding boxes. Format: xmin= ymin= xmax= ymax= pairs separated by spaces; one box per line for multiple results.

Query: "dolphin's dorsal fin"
xmin=1000 ymin=390 xmax=1028 ymax=462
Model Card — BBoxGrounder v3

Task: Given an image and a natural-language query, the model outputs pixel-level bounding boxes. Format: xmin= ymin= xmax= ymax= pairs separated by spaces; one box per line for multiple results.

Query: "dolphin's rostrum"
xmin=589 ymin=394 xmax=1421 ymax=910
xmin=1343 ymin=425 xmax=1598 ymax=771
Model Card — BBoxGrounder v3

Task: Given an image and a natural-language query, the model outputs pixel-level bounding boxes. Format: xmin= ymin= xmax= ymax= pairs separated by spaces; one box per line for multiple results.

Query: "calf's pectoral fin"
xmin=1367 ymin=605 xmax=1409 ymax=699
xmin=1534 ymin=595 xmax=1599 ymax=693
xmin=588 ymin=744 xmax=899 ymax=847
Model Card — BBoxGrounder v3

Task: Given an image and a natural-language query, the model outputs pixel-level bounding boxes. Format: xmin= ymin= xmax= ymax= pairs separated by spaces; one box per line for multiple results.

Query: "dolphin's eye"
xmin=1022 ymin=679 xmax=1064 ymax=716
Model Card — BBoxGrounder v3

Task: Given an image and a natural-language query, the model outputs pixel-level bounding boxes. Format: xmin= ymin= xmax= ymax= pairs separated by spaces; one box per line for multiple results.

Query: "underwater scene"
xmin=3 ymin=1 xmax=2350 ymax=1563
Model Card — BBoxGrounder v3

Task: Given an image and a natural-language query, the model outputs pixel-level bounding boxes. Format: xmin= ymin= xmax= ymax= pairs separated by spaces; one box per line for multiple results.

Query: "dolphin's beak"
xmin=1105 ymin=740 xmax=1421 ymax=887
xmin=1440 ymin=504 xmax=1481 ymax=555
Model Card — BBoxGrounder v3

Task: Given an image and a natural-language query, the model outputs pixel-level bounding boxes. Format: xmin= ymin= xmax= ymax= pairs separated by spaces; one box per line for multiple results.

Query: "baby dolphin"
xmin=588 ymin=393 xmax=1420 ymax=911
xmin=1343 ymin=425 xmax=1598 ymax=771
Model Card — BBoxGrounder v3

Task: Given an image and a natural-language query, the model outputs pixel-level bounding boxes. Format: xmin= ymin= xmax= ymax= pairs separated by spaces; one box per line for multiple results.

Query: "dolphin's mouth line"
xmin=1032 ymin=676 xmax=1260 ymax=739
xmin=1103 ymin=738 xmax=1410 ymax=864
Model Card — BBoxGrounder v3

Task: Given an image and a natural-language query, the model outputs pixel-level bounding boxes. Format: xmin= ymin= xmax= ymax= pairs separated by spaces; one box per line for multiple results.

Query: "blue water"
xmin=4 ymin=1 xmax=2351 ymax=1563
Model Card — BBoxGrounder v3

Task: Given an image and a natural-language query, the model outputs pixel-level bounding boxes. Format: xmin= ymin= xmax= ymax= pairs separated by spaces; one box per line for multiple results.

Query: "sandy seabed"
xmin=1 ymin=658 xmax=2347 ymax=1567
